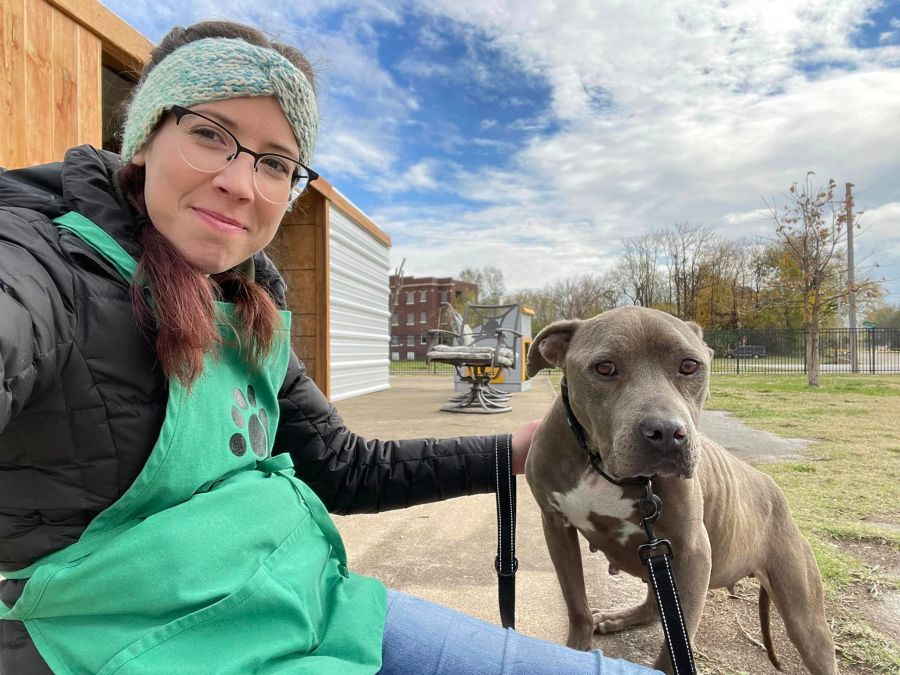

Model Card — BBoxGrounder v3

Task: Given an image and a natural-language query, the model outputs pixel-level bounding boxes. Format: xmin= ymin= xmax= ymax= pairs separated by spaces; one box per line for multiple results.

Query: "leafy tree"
xmin=458 ymin=265 xmax=506 ymax=304
xmin=765 ymin=173 xmax=849 ymax=386
xmin=450 ymin=287 xmax=478 ymax=319
xmin=865 ymin=303 xmax=900 ymax=328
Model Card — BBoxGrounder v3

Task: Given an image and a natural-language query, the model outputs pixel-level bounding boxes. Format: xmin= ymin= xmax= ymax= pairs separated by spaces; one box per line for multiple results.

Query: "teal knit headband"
xmin=121 ymin=38 xmax=317 ymax=165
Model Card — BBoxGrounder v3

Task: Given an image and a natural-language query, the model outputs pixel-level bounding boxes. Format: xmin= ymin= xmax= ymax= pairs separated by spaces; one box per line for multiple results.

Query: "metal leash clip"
xmin=637 ymin=481 xmax=672 ymax=561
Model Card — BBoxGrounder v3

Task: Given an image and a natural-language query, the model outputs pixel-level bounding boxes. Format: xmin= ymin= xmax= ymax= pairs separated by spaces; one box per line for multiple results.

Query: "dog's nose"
xmin=638 ymin=416 xmax=689 ymax=454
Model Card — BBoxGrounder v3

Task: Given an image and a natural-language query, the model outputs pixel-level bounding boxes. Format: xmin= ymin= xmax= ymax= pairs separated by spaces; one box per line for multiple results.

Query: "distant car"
xmin=723 ymin=345 xmax=766 ymax=359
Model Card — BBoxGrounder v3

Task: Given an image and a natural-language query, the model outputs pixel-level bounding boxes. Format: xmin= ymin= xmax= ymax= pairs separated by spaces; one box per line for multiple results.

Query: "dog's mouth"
xmin=605 ymin=443 xmax=698 ymax=481
xmin=653 ymin=456 xmax=696 ymax=479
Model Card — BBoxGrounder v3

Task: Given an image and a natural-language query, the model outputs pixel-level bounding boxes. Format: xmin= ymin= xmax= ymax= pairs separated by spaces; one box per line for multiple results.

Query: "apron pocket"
xmin=95 ymin=509 xmax=342 ymax=675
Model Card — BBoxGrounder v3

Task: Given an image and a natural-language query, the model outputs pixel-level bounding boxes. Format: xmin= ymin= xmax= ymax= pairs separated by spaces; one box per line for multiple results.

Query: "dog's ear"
xmin=527 ymin=320 xmax=582 ymax=376
xmin=685 ymin=321 xmax=715 ymax=359
xmin=685 ymin=321 xmax=703 ymax=340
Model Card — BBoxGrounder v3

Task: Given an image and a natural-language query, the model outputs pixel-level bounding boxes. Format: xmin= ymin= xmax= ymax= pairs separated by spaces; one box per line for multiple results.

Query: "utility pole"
xmin=846 ymin=183 xmax=858 ymax=373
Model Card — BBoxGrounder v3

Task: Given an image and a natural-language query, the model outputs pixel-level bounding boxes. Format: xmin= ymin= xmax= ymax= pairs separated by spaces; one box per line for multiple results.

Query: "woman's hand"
xmin=510 ymin=418 xmax=543 ymax=474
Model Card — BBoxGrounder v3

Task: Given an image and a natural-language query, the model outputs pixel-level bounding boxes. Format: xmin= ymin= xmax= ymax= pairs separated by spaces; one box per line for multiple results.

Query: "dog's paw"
xmin=591 ymin=604 xmax=656 ymax=634
xmin=592 ymin=609 xmax=627 ymax=634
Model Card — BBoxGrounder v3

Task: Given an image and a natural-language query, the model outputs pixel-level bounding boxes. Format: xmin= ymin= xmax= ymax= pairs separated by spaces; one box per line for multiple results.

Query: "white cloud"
xmin=386 ymin=0 xmax=900 ymax=293
xmin=382 ymin=159 xmax=443 ymax=191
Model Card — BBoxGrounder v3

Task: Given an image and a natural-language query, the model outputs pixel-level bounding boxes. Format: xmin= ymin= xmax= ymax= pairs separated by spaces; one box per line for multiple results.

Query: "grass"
xmin=389 ymin=359 xmax=454 ymax=375
xmin=547 ymin=371 xmax=900 ymax=671
xmin=703 ymin=375 xmax=900 ymax=672
xmin=706 ymin=375 xmax=900 ymax=558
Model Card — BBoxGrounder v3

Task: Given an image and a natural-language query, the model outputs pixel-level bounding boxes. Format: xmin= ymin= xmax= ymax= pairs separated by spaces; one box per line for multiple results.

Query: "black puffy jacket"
xmin=0 ymin=145 xmax=503 ymax=573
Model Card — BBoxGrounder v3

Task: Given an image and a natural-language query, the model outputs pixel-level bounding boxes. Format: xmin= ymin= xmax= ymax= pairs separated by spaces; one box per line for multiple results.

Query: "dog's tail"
xmin=759 ymin=586 xmax=782 ymax=670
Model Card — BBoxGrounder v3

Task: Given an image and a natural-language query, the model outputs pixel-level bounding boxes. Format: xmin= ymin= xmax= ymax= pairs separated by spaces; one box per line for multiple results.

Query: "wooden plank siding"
xmin=0 ymin=0 xmax=148 ymax=169
xmin=315 ymin=194 xmax=331 ymax=395
xmin=265 ymin=193 xmax=331 ymax=395
xmin=51 ymin=10 xmax=78 ymax=160
xmin=77 ymin=24 xmax=101 ymax=146
xmin=47 ymin=0 xmax=149 ymax=75
xmin=24 ymin=0 xmax=53 ymax=164
xmin=1 ymin=0 xmax=28 ymax=168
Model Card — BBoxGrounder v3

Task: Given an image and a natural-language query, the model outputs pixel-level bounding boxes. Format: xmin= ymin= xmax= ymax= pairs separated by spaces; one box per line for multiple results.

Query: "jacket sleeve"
xmin=0 ymin=235 xmax=58 ymax=435
xmin=273 ymin=350 xmax=503 ymax=514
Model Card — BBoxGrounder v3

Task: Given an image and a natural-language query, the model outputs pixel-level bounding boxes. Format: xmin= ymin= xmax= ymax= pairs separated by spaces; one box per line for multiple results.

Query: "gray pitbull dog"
xmin=525 ymin=307 xmax=838 ymax=674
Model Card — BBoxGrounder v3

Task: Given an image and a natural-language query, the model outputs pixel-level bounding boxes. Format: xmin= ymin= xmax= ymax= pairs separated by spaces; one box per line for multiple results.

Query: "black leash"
xmin=637 ymin=482 xmax=697 ymax=674
xmin=560 ymin=377 xmax=696 ymax=674
xmin=494 ymin=434 xmax=517 ymax=629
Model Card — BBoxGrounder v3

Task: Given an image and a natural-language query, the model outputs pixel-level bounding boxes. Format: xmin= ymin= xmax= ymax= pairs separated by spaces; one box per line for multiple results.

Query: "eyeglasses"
xmin=170 ymin=105 xmax=318 ymax=204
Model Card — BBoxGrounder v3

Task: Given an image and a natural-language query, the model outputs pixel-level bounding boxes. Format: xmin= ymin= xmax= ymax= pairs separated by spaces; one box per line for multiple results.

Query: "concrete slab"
xmin=700 ymin=409 xmax=812 ymax=464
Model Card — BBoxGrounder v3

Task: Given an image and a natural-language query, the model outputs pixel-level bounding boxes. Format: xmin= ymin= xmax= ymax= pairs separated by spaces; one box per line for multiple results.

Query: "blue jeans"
xmin=379 ymin=591 xmax=661 ymax=675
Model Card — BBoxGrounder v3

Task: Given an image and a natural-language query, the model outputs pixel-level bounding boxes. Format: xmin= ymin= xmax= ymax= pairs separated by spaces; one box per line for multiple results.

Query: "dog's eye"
xmin=595 ymin=361 xmax=616 ymax=377
xmin=679 ymin=359 xmax=700 ymax=375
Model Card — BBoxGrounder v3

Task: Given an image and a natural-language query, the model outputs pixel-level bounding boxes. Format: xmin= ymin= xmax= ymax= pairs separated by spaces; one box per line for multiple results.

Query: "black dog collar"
xmin=559 ymin=377 xmax=651 ymax=488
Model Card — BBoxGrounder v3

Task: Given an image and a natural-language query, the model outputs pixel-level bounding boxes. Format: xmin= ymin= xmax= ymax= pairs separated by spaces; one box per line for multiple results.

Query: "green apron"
xmin=0 ymin=212 xmax=386 ymax=674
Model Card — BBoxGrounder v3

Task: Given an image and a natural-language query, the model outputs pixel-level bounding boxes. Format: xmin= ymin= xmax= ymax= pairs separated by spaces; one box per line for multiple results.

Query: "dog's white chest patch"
xmin=550 ymin=473 xmax=643 ymax=546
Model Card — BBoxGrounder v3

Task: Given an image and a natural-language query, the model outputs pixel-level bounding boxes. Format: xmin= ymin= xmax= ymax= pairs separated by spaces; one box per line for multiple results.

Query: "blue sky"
xmin=100 ymin=0 xmax=900 ymax=308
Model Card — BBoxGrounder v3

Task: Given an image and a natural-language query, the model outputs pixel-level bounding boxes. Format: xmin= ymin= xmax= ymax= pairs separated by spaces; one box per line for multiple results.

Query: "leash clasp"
xmin=638 ymin=480 xmax=663 ymax=542
xmin=638 ymin=538 xmax=674 ymax=563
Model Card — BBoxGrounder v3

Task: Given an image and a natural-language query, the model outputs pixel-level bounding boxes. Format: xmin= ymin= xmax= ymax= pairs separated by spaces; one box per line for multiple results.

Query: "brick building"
xmin=389 ymin=276 xmax=478 ymax=360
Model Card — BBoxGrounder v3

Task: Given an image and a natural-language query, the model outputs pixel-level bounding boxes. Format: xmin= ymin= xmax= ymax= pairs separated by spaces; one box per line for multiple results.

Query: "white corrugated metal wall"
xmin=328 ymin=204 xmax=391 ymax=401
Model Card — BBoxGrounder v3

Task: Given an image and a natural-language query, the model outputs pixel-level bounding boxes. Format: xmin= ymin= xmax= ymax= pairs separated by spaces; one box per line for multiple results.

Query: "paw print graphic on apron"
xmin=229 ymin=385 xmax=269 ymax=457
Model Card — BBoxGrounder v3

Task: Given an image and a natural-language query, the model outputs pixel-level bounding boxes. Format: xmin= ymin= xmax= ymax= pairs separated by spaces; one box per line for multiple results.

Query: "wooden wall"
xmin=0 ymin=0 xmax=149 ymax=170
xmin=265 ymin=193 xmax=331 ymax=395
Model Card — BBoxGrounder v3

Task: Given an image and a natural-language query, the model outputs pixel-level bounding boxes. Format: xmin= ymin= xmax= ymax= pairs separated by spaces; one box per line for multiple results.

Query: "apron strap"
xmin=53 ymin=211 xmax=138 ymax=284
xmin=257 ymin=454 xmax=350 ymax=571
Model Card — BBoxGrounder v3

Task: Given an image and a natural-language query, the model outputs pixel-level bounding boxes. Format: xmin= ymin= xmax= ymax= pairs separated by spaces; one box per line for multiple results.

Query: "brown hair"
xmin=120 ymin=21 xmax=315 ymax=387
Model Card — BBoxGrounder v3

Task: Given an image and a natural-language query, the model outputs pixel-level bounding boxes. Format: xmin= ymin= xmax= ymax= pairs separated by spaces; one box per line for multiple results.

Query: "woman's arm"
xmin=0 ymin=242 xmax=48 ymax=434
xmin=274 ymin=350 xmax=506 ymax=514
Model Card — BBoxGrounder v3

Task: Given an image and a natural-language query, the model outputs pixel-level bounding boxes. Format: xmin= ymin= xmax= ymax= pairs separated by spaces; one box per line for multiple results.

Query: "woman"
xmin=0 ymin=20 xmax=657 ymax=675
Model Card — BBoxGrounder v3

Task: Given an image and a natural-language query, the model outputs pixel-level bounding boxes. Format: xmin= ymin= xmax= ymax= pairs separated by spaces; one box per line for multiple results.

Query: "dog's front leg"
xmin=540 ymin=510 xmax=593 ymax=650
xmin=651 ymin=529 xmax=711 ymax=674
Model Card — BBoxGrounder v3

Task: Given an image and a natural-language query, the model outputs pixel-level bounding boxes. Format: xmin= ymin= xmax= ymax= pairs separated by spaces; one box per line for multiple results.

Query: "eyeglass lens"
xmin=175 ymin=112 xmax=309 ymax=204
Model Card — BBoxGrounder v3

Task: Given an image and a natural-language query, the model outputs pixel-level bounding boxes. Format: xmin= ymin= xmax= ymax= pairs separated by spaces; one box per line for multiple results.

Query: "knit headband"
xmin=120 ymin=38 xmax=317 ymax=165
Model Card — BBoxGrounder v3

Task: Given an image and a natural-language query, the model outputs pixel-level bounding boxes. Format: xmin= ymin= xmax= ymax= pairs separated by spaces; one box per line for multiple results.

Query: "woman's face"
xmin=133 ymin=96 xmax=299 ymax=274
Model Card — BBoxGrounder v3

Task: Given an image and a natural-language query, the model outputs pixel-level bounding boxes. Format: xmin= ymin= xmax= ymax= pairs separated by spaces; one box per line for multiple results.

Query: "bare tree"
xmin=508 ymin=274 xmax=620 ymax=334
xmin=548 ymin=274 xmax=619 ymax=320
xmin=389 ymin=258 xmax=407 ymax=315
xmin=616 ymin=232 xmax=666 ymax=307
xmin=661 ymin=223 xmax=715 ymax=320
